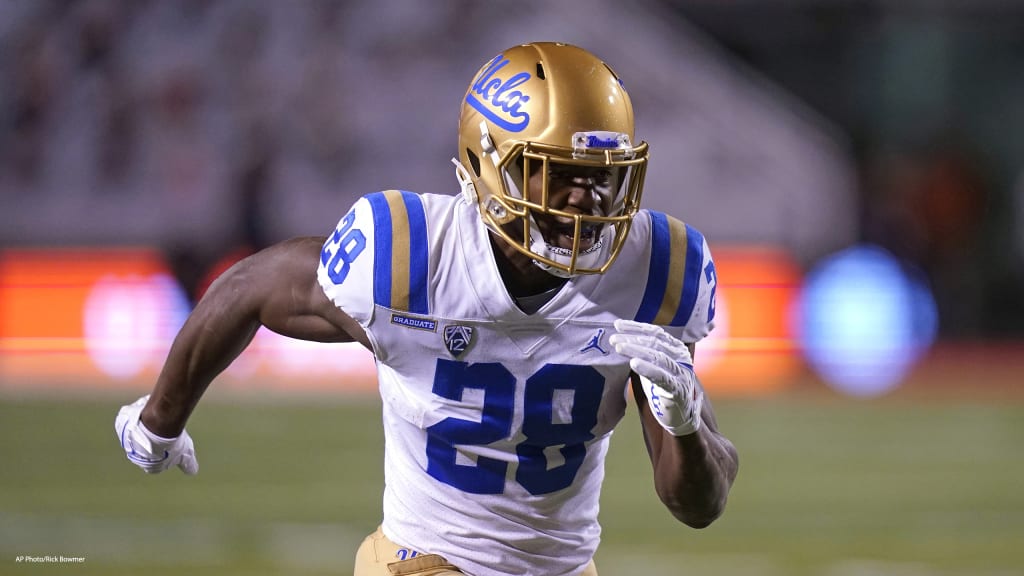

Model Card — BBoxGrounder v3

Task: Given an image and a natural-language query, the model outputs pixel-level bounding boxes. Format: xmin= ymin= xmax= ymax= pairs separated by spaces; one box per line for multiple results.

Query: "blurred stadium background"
xmin=1 ymin=1 xmax=1022 ymax=575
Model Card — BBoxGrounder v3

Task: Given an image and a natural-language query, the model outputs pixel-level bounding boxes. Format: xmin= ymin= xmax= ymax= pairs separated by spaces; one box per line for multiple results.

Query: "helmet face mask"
xmin=456 ymin=42 xmax=649 ymax=277
xmin=493 ymin=139 xmax=647 ymax=276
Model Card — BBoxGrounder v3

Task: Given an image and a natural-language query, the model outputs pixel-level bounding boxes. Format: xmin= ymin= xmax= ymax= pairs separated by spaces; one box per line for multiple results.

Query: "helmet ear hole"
xmin=535 ymin=62 xmax=546 ymax=80
xmin=466 ymin=148 xmax=481 ymax=177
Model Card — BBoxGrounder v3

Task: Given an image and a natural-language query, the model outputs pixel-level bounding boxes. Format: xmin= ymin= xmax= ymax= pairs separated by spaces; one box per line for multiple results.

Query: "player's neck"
xmin=489 ymin=235 xmax=568 ymax=299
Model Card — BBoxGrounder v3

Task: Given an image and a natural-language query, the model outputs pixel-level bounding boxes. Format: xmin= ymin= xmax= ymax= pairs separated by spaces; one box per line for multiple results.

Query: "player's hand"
xmin=610 ymin=319 xmax=703 ymax=436
xmin=115 ymin=395 xmax=198 ymax=475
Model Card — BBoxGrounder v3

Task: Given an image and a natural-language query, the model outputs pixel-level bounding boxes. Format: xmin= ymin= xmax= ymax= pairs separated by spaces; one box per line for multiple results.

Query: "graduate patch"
xmin=391 ymin=313 xmax=437 ymax=332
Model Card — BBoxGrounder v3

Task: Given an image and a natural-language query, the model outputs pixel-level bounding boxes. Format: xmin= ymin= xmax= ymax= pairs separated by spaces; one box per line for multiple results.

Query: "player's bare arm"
xmin=611 ymin=322 xmax=738 ymax=529
xmin=631 ymin=362 xmax=738 ymax=528
xmin=141 ymin=236 xmax=369 ymax=437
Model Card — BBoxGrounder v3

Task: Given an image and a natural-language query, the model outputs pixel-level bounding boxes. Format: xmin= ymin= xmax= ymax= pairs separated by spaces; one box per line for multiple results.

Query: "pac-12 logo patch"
xmin=443 ymin=325 xmax=475 ymax=359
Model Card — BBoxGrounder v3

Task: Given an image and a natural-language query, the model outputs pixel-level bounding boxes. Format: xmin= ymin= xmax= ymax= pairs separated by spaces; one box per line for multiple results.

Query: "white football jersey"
xmin=317 ymin=190 xmax=716 ymax=576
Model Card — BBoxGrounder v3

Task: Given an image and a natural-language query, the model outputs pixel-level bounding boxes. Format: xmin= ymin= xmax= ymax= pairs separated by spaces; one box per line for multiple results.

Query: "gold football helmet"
xmin=454 ymin=42 xmax=649 ymax=277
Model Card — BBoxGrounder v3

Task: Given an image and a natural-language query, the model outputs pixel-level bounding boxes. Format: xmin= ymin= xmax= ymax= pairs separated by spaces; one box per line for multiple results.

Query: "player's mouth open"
xmin=550 ymin=221 xmax=600 ymax=250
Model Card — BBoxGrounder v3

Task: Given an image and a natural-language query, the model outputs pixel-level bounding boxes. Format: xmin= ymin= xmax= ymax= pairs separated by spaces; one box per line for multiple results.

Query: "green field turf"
xmin=1 ymin=392 xmax=1022 ymax=576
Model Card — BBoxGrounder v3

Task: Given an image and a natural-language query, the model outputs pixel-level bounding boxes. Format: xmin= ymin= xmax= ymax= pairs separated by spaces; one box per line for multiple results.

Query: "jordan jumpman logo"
xmin=580 ymin=328 xmax=609 ymax=355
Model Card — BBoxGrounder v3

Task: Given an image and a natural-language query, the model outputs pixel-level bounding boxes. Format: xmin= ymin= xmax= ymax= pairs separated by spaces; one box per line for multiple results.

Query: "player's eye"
xmin=548 ymin=168 xmax=614 ymax=186
xmin=591 ymin=170 xmax=614 ymax=186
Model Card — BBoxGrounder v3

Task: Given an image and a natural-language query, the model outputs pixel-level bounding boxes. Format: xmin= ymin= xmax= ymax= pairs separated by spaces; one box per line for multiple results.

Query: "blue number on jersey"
xmin=704 ymin=260 xmax=717 ymax=323
xmin=517 ymin=363 xmax=603 ymax=495
xmin=425 ymin=359 xmax=605 ymax=495
xmin=321 ymin=210 xmax=366 ymax=284
xmin=426 ymin=360 xmax=515 ymax=494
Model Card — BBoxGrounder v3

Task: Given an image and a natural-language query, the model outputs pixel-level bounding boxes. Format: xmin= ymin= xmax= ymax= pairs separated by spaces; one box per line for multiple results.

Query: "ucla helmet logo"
xmin=465 ymin=54 xmax=532 ymax=132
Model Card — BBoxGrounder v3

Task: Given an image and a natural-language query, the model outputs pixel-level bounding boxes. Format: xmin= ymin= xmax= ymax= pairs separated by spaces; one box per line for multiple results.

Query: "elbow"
xmin=659 ymin=473 xmax=733 ymax=528
xmin=656 ymin=433 xmax=739 ymax=529
xmin=666 ymin=498 xmax=727 ymax=530
xmin=677 ymin=509 xmax=721 ymax=530
xmin=654 ymin=472 xmax=735 ymax=529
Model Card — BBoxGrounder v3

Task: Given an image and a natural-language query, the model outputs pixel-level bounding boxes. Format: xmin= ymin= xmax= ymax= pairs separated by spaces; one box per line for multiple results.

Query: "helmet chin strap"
xmin=453 ymin=121 xmax=523 ymax=209
xmin=452 ymin=158 xmax=477 ymax=203
xmin=479 ymin=121 xmax=524 ymax=203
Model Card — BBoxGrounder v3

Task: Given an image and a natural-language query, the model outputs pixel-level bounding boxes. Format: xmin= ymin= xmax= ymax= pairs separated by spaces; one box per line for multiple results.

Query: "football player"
xmin=116 ymin=42 xmax=739 ymax=576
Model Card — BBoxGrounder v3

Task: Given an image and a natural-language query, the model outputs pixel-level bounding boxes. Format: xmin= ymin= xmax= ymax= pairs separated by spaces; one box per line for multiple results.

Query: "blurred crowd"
xmin=0 ymin=0 xmax=476 ymax=299
xmin=2 ymin=0 xmax=1022 ymax=339
xmin=1 ymin=1 xmax=334 ymax=266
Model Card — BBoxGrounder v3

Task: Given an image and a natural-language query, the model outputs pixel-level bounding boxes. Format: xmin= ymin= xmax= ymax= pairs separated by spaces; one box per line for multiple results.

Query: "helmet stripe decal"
xmin=635 ymin=212 xmax=703 ymax=327
xmin=366 ymin=191 xmax=429 ymax=315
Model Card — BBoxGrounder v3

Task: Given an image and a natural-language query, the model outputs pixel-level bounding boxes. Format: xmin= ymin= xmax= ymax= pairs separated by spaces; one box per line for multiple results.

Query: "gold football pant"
xmin=353 ymin=527 xmax=599 ymax=576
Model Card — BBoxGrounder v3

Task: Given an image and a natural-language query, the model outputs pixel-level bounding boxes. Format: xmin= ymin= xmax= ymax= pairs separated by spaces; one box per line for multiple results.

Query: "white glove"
xmin=610 ymin=319 xmax=704 ymax=436
xmin=115 ymin=394 xmax=198 ymax=475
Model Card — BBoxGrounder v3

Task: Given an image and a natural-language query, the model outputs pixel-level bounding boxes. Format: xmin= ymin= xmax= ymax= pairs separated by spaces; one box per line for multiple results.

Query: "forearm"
xmin=646 ymin=421 xmax=739 ymax=528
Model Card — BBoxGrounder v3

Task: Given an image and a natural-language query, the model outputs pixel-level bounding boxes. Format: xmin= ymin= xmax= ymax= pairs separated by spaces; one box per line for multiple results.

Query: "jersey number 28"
xmin=426 ymin=359 xmax=605 ymax=496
